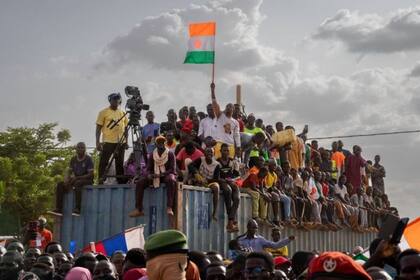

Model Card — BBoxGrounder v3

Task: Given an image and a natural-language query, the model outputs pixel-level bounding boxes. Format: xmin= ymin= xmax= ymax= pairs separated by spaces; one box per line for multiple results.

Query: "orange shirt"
xmin=186 ymin=261 xmax=200 ymax=280
xmin=331 ymin=151 xmax=345 ymax=169
xmin=38 ymin=229 xmax=52 ymax=250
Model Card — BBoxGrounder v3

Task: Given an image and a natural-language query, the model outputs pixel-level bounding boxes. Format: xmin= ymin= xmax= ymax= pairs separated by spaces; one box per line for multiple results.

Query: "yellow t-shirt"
xmin=96 ymin=108 xmax=128 ymax=143
xmin=265 ymin=246 xmax=288 ymax=257
xmin=265 ymin=171 xmax=278 ymax=189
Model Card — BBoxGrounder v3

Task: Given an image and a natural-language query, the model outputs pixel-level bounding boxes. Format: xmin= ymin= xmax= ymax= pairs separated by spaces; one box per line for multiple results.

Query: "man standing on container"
xmin=96 ymin=93 xmax=128 ymax=184
xmin=238 ymin=219 xmax=295 ymax=253
xmin=345 ymin=145 xmax=366 ymax=195
xmin=210 ymin=83 xmax=241 ymax=159
xmin=129 ymin=135 xmax=177 ymax=217
xmin=371 ymin=155 xmax=386 ymax=196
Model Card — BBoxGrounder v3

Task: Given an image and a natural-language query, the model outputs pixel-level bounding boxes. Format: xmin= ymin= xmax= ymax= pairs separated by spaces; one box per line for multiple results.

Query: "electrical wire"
xmin=307 ymin=129 xmax=420 ymax=140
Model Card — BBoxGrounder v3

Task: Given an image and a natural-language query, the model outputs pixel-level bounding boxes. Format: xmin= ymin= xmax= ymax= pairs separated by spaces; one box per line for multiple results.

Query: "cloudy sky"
xmin=1 ymin=0 xmax=419 ymax=218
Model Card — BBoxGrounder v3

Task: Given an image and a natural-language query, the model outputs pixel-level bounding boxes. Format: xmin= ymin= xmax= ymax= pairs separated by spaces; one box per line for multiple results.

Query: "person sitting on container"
xmin=278 ymin=161 xmax=298 ymax=226
xmin=238 ymin=219 xmax=294 ymax=253
xmin=242 ymin=166 xmax=271 ymax=223
xmin=188 ymin=147 xmax=221 ymax=221
xmin=50 ymin=142 xmax=94 ymax=216
xmin=264 ymin=159 xmax=282 ymax=227
xmin=129 ymin=135 xmax=177 ymax=217
xmin=164 ymin=130 xmax=178 ymax=155
xmin=176 ymin=141 xmax=204 ymax=183
xmin=217 ymin=143 xmax=241 ymax=233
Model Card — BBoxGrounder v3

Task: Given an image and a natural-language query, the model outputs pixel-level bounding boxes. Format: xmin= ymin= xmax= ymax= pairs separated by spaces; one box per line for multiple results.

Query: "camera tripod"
xmin=101 ymin=114 xmax=148 ymax=184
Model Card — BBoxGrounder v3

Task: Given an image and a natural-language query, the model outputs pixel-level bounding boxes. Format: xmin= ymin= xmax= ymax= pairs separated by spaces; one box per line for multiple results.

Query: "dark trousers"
xmin=219 ymin=181 xmax=240 ymax=221
xmin=135 ymin=175 xmax=177 ymax=211
xmin=56 ymin=179 xmax=93 ymax=212
xmin=295 ymin=197 xmax=305 ymax=223
xmin=98 ymin=143 xmax=125 ymax=184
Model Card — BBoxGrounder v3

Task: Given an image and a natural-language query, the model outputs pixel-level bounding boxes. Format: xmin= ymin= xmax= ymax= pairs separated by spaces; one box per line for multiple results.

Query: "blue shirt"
xmin=238 ymin=234 xmax=291 ymax=252
xmin=142 ymin=123 xmax=160 ymax=154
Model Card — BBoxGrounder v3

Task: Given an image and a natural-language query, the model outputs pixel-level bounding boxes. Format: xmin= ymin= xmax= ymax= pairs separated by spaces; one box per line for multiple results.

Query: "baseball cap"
xmin=307 ymin=252 xmax=372 ymax=280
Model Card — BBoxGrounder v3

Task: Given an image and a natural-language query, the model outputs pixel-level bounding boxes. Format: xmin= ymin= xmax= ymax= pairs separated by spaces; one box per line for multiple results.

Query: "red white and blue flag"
xmin=83 ymin=226 xmax=145 ymax=256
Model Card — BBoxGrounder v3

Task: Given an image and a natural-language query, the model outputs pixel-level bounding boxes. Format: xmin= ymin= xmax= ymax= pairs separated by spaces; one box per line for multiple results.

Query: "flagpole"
xmin=211 ymin=63 xmax=215 ymax=84
xmin=212 ymin=22 xmax=216 ymax=84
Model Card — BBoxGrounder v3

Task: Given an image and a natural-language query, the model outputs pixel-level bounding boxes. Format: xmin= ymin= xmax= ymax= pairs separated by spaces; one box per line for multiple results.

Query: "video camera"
xmin=124 ymin=86 xmax=150 ymax=124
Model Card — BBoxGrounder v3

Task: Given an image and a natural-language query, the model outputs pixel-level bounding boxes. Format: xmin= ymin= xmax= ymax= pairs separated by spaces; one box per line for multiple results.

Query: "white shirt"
xmin=214 ymin=113 xmax=241 ymax=147
xmin=198 ymin=117 xmax=217 ymax=139
xmin=334 ymin=184 xmax=348 ymax=200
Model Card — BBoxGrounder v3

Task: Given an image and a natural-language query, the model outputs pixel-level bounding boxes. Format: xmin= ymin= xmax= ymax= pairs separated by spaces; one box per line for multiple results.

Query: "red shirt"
xmin=177 ymin=119 xmax=193 ymax=134
xmin=236 ymin=118 xmax=245 ymax=132
xmin=322 ymin=183 xmax=329 ymax=197
xmin=176 ymin=148 xmax=204 ymax=170
xmin=243 ymin=173 xmax=263 ymax=189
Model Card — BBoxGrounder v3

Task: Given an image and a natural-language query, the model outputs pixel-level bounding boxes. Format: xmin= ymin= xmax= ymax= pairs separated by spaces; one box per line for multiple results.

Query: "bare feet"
xmin=129 ymin=209 xmax=144 ymax=218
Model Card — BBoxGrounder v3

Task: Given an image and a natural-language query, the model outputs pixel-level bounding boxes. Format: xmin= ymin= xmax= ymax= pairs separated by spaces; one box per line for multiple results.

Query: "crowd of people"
xmin=1 ymin=83 xmax=416 ymax=280
xmin=1 ymin=218 xmax=420 ymax=280
xmin=50 ymin=83 xmax=395 ymax=233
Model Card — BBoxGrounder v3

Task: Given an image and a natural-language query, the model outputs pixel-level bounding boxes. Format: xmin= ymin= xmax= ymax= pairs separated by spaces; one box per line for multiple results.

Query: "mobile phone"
xmin=378 ymin=214 xmax=400 ymax=240
xmin=390 ymin=217 xmax=409 ymax=244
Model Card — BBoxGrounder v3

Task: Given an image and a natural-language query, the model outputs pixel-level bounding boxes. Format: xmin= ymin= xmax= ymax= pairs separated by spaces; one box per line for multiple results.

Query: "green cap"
xmin=145 ymin=230 xmax=188 ymax=252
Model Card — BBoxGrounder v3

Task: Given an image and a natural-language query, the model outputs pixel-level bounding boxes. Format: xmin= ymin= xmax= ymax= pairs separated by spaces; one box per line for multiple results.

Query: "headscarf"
xmin=65 ymin=267 xmax=92 ymax=280
xmin=123 ymin=268 xmax=147 ymax=280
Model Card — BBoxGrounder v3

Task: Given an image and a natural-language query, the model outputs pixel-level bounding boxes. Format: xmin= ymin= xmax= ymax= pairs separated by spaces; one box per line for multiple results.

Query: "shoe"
xmin=72 ymin=209 xmax=81 ymax=216
xmin=262 ymin=219 xmax=275 ymax=228
xmin=47 ymin=210 xmax=63 ymax=217
xmin=129 ymin=209 xmax=144 ymax=218
xmin=226 ymin=220 xmax=235 ymax=232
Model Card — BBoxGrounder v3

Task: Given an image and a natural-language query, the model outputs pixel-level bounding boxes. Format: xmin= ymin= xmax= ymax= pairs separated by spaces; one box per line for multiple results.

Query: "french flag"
xmin=83 ymin=226 xmax=145 ymax=256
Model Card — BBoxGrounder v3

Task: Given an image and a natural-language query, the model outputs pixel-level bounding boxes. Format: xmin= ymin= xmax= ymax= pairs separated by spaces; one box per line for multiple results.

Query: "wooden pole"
xmin=236 ymin=84 xmax=241 ymax=105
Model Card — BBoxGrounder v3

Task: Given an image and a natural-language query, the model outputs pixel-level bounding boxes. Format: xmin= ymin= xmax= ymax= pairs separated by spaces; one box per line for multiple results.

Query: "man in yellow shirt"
xmin=265 ymin=227 xmax=289 ymax=258
xmin=96 ymin=93 xmax=128 ymax=184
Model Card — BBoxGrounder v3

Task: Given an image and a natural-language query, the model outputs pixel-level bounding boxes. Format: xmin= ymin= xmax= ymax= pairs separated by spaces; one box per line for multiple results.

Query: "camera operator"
xmin=96 ymin=93 xmax=128 ymax=184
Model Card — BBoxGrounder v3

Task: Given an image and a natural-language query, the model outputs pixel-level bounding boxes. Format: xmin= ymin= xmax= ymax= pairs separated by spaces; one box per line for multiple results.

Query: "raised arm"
xmin=211 ymin=83 xmax=222 ymax=118
xmin=261 ymin=236 xmax=293 ymax=249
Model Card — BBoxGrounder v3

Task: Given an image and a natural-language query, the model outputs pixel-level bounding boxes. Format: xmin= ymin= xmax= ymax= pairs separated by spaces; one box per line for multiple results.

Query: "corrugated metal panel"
xmin=60 ymin=184 xmax=376 ymax=256
xmin=181 ymin=185 xmax=376 ymax=256
xmin=60 ymin=184 xmax=172 ymax=252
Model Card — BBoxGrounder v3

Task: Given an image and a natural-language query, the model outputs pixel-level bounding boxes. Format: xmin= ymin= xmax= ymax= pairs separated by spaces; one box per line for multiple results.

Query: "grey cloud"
xmin=409 ymin=61 xmax=420 ymax=76
xmin=313 ymin=7 xmax=420 ymax=54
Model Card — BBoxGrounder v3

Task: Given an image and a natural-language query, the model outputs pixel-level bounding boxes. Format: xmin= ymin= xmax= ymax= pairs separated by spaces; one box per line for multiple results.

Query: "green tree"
xmin=0 ymin=123 xmax=73 ymax=230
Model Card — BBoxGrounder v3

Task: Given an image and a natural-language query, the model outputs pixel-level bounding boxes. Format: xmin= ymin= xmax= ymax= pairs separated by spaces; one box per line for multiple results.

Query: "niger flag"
xmin=184 ymin=22 xmax=215 ymax=64
xmin=400 ymin=217 xmax=420 ymax=251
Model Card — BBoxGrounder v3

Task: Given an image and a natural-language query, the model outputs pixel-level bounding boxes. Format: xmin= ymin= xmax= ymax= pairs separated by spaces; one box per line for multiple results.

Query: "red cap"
xmin=274 ymin=256 xmax=291 ymax=267
xmin=307 ymin=252 xmax=372 ymax=280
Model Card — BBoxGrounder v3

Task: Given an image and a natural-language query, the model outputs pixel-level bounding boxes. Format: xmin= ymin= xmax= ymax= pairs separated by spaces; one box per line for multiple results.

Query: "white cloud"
xmin=312 ymin=7 xmax=420 ymax=54
xmin=94 ymin=0 xmax=420 ymax=136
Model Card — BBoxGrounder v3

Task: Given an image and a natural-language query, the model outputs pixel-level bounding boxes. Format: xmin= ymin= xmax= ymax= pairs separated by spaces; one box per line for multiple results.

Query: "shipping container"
xmin=57 ymin=184 xmax=376 ymax=256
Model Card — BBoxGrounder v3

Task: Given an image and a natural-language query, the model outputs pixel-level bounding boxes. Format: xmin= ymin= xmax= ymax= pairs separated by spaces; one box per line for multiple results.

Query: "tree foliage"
xmin=0 ymin=123 xmax=73 ymax=227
